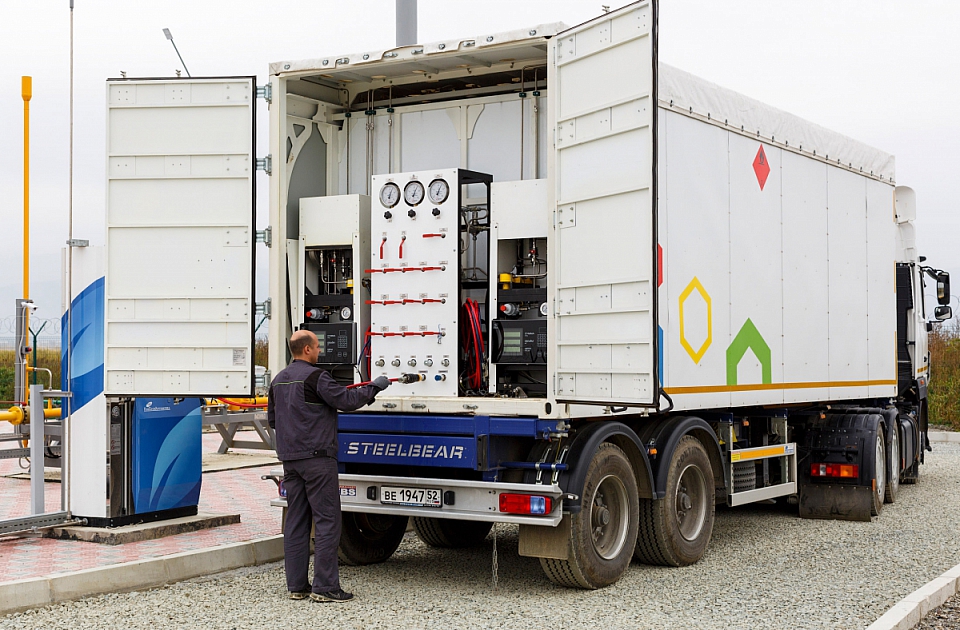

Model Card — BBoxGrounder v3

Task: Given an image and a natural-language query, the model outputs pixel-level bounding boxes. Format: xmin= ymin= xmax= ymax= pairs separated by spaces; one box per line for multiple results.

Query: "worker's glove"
xmin=372 ymin=376 xmax=392 ymax=391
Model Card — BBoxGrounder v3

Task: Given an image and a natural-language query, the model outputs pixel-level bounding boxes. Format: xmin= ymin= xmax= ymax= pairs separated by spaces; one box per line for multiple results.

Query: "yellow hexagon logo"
xmin=679 ymin=277 xmax=712 ymax=363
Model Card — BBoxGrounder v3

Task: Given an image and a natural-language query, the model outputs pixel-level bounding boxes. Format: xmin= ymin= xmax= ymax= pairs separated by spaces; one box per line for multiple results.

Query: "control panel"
xmin=493 ymin=319 xmax=547 ymax=365
xmin=369 ymin=169 xmax=460 ymax=395
xmin=300 ymin=322 xmax=358 ymax=365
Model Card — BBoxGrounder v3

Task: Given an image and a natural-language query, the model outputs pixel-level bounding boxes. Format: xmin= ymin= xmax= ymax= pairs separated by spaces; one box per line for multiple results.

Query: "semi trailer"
xmin=93 ymin=0 xmax=951 ymax=588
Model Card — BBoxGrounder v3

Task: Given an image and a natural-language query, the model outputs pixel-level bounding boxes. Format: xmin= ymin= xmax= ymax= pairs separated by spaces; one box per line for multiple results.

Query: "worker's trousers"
xmin=282 ymin=455 xmax=341 ymax=593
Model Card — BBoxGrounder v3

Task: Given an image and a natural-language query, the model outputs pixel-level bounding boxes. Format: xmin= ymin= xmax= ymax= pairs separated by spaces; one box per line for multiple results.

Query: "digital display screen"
xmin=316 ymin=332 xmax=326 ymax=354
xmin=503 ymin=330 xmax=523 ymax=356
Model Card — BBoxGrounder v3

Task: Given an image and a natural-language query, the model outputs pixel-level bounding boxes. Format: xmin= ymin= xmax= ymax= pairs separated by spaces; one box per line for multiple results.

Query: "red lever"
xmin=399 ymin=235 xmax=406 ymax=258
xmin=422 ymin=233 xmax=445 ymax=238
xmin=380 ymin=237 xmax=387 ymax=260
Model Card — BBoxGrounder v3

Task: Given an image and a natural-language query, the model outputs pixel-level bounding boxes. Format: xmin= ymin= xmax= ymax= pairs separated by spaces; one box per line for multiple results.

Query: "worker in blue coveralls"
xmin=268 ymin=329 xmax=391 ymax=603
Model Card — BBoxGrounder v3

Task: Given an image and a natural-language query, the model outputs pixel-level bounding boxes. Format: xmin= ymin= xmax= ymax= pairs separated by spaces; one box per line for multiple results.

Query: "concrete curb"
xmin=867 ymin=561 xmax=960 ymax=630
xmin=0 ymin=534 xmax=283 ymax=616
xmin=929 ymin=431 xmax=960 ymax=444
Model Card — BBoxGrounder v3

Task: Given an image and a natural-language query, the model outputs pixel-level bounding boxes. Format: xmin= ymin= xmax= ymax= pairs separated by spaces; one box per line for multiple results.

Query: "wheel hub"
xmin=589 ymin=475 xmax=630 ymax=560
xmin=675 ymin=465 xmax=707 ymax=542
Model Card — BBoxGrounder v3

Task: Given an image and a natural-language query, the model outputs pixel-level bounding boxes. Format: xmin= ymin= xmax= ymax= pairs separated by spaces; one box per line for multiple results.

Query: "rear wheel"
xmin=884 ymin=421 xmax=900 ymax=503
xmin=412 ymin=517 xmax=493 ymax=548
xmin=870 ymin=428 xmax=885 ymax=517
xmin=338 ymin=513 xmax=408 ymax=565
xmin=635 ymin=435 xmax=715 ymax=567
xmin=540 ymin=443 xmax=639 ymax=589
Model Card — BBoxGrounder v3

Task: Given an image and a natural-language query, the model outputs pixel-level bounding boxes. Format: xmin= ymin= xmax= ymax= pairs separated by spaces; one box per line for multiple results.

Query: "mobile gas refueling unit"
xmin=78 ymin=1 xmax=951 ymax=588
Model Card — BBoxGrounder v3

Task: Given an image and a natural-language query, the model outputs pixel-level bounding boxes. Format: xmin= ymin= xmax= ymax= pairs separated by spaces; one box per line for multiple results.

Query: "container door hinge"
xmin=256 ymin=226 xmax=272 ymax=247
xmin=256 ymin=155 xmax=272 ymax=175
xmin=66 ymin=239 xmax=89 ymax=247
xmin=256 ymin=298 xmax=272 ymax=319
xmin=256 ymin=83 xmax=272 ymax=103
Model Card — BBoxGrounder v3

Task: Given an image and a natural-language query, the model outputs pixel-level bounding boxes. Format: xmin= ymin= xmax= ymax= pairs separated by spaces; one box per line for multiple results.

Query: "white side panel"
xmin=491 ymin=179 xmax=549 ymax=240
xmin=65 ymin=246 xmax=107 ymax=519
xmin=662 ymin=111 xmax=731 ymax=410
xmin=866 ymin=182 xmax=897 ymax=397
xmin=781 ymin=152 xmax=829 ymax=403
xmin=105 ymin=78 xmax=255 ymax=396
xmin=550 ymin=1 xmax=655 ymax=405
xmin=827 ymin=169 xmax=869 ymax=400
xmin=728 ymin=136 xmax=783 ymax=406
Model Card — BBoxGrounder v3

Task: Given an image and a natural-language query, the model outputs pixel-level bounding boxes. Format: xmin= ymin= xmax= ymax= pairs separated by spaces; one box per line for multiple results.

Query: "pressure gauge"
xmin=428 ymin=178 xmax=449 ymax=205
xmin=379 ymin=183 xmax=400 ymax=208
xmin=404 ymin=180 xmax=425 ymax=206
xmin=340 ymin=306 xmax=353 ymax=320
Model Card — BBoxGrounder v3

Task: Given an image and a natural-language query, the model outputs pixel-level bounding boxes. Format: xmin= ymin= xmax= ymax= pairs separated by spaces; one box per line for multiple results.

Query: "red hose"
xmin=215 ymin=398 xmax=267 ymax=409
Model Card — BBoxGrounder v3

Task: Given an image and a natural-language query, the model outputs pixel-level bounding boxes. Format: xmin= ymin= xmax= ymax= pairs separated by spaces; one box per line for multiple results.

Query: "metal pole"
xmin=163 ymin=28 xmax=191 ymax=77
xmin=21 ymin=77 xmax=31 ymax=396
xmin=22 ymin=76 xmax=31 ymax=305
xmin=30 ymin=384 xmax=44 ymax=515
xmin=66 ymin=0 xmax=75 ymax=518
xmin=395 ymin=0 xmax=417 ymax=47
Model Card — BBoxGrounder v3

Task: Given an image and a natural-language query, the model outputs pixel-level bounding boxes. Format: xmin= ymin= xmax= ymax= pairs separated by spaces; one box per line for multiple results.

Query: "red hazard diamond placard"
xmin=753 ymin=145 xmax=770 ymax=190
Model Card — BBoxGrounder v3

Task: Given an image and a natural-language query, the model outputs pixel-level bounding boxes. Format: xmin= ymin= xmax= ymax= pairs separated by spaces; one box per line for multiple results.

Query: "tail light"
xmin=499 ymin=493 xmax=552 ymax=515
xmin=810 ymin=463 xmax=859 ymax=479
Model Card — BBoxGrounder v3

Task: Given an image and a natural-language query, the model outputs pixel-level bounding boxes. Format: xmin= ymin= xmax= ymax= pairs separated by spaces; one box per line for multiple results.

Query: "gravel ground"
xmin=918 ymin=592 xmax=960 ymax=629
xmin=4 ymin=443 xmax=960 ymax=630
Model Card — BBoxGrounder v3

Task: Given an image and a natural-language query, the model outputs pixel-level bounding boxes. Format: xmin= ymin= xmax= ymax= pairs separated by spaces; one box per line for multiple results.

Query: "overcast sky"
xmin=1 ymin=0 xmax=958 ymax=337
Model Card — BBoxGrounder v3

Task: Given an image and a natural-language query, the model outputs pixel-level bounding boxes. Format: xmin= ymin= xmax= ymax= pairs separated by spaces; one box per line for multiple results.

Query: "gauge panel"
xmin=428 ymin=178 xmax=450 ymax=205
xmin=379 ymin=183 xmax=400 ymax=208
xmin=404 ymin=180 xmax=425 ymax=206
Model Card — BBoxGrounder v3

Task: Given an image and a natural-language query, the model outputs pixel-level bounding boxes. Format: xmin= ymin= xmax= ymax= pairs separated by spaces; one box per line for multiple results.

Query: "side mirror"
xmin=937 ymin=272 xmax=951 ymax=305
xmin=935 ymin=305 xmax=952 ymax=321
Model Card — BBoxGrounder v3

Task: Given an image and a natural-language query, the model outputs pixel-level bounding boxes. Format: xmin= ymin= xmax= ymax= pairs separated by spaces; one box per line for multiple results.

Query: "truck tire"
xmin=870 ymin=428 xmax=886 ymax=516
xmin=885 ymin=422 xmax=900 ymax=503
xmin=634 ymin=436 xmax=715 ymax=567
xmin=411 ymin=517 xmax=493 ymax=548
xmin=540 ymin=443 xmax=639 ymax=589
xmin=338 ymin=513 xmax=408 ymax=566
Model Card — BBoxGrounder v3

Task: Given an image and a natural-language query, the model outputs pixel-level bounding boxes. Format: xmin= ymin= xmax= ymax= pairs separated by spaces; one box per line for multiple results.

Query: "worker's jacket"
xmin=267 ymin=359 xmax=379 ymax=461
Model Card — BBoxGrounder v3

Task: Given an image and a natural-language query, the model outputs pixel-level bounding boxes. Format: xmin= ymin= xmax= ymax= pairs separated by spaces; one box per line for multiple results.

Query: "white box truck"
xmin=102 ymin=1 xmax=952 ymax=588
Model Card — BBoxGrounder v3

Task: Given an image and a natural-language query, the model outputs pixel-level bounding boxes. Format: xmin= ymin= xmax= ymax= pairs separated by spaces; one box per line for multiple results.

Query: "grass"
xmin=0 ymin=348 xmax=61 ymax=403
xmin=928 ymin=319 xmax=960 ymax=430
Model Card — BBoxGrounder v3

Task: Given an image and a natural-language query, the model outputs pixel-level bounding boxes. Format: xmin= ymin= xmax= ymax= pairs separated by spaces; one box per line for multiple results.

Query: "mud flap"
xmin=799 ymin=484 xmax=874 ymax=522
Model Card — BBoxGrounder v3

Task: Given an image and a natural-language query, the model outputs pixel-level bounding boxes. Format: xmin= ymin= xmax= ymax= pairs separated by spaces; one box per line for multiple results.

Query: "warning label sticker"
xmin=233 ymin=348 xmax=246 ymax=366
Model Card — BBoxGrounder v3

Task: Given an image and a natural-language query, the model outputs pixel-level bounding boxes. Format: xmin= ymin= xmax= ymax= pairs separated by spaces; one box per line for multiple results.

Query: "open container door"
xmin=105 ymin=77 xmax=257 ymax=397
xmin=549 ymin=1 xmax=657 ymax=406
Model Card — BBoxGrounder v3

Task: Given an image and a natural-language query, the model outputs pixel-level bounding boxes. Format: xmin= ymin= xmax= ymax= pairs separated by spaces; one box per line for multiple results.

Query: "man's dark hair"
xmin=288 ymin=332 xmax=314 ymax=357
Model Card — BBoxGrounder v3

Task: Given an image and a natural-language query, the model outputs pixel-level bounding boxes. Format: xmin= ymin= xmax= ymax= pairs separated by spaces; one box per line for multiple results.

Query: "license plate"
xmin=380 ymin=486 xmax=442 ymax=508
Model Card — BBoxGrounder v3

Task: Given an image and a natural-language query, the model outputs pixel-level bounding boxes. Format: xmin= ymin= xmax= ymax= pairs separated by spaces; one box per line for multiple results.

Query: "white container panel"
xmin=827 ymin=168 xmax=869 ymax=400
xmin=106 ymin=78 xmax=255 ymax=397
xmin=662 ymin=111 xmax=731 ymax=410
xmin=728 ymin=135 xmax=784 ymax=407
xmin=107 ymin=227 xmax=251 ymax=297
xmin=866 ymin=180 xmax=898 ymax=397
xmin=781 ymin=152 xmax=829 ymax=403
xmin=467 ymin=100 xmax=522 ymax=189
xmin=556 ymin=191 xmax=651 ymax=288
xmin=550 ymin=1 xmax=655 ymax=405
xmin=400 ymin=108 xmax=461 ymax=173
xmin=109 ymin=106 xmax=250 ymax=156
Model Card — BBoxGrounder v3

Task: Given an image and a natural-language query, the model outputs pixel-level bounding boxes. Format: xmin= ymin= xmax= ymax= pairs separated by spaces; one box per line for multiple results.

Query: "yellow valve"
xmin=499 ymin=273 xmax=513 ymax=290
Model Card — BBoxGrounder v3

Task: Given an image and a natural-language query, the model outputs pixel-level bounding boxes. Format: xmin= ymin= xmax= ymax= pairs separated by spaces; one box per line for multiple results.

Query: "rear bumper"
xmin=268 ymin=471 xmax=564 ymax=527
